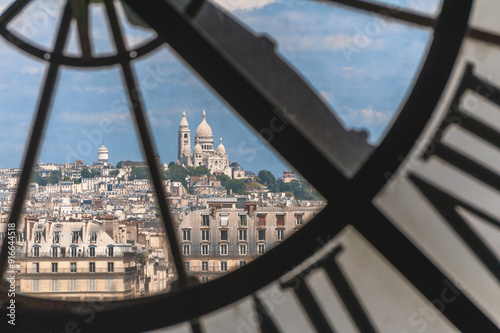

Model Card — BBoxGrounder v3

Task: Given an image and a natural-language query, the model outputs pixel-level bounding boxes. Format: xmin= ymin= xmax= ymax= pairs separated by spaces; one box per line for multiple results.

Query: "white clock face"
xmin=1 ymin=0 xmax=500 ymax=332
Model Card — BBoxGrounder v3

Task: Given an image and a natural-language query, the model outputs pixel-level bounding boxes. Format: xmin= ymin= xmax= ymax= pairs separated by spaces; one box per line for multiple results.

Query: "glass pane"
xmin=0 ymin=0 xmax=327 ymax=302
xmin=6 ymin=0 xmax=64 ymax=51
xmin=208 ymin=0 xmax=434 ymax=174
xmin=363 ymin=0 xmax=442 ymax=16
xmin=133 ymin=45 xmax=327 ymax=282
xmin=211 ymin=0 xmax=433 ymax=144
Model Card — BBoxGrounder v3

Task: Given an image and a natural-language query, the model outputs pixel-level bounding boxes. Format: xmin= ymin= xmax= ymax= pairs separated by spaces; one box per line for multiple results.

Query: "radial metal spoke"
xmin=318 ymin=0 xmax=436 ymax=27
xmin=72 ymin=0 xmax=92 ymax=59
xmin=0 ymin=0 xmax=31 ymax=27
xmin=0 ymin=2 xmax=72 ymax=282
xmin=104 ymin=0 xmax=190 ymax=287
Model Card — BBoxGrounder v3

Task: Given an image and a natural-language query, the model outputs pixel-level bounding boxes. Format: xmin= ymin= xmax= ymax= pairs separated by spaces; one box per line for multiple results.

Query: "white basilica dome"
xmin=195 ymin=110 xmax=213 ymax=139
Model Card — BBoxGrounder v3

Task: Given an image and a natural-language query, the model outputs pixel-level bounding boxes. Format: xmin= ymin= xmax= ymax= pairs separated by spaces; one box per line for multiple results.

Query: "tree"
xmin=31 ymin=171 xmax=47 ymax=186
xmin=192 ymin=166 xmax=210 ymax=176
xmin=216 ymin=174 xmax=230 ymax=187
xmin=91 ymin=169 xmax=101 ymax=178
xmin=225 ymin=179 xmax=247 ymax=195
xmin=80 ymin=168 xmax=91 ymax=179
xmin=48 ymin=170 xmax=62 ymax=184
xmin=257 ymin=170 xmax=276 ymax=192
xmin=116 ymin=161 xmax=123 ymax=169
xmin=164 ymin=164 xmax=189 ymax=187
xmin=129 ymin=167 xmax=149 ymax=180
xmin=109 ymin=170 xmax=120 ymax=176
xmin=168 ymin=161 xmax=176 ymax=168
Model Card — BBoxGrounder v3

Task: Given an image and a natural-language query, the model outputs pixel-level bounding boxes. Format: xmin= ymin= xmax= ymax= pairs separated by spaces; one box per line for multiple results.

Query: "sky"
xmin=0 ymin=0 xmax=440 ymax=177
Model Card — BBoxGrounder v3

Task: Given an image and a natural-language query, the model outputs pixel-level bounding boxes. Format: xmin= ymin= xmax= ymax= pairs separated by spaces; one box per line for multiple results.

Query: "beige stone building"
xmin=6 ymin=217 xmax=168 ymax=301
xmin=176 ymin=198 xmax=324 ymax=283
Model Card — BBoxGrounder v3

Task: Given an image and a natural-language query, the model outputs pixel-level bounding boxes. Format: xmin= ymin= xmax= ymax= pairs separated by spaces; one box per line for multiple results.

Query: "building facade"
xmin=176 ymin=198 xmax=323 ymax=282
xmin=7 ymin=217 xmax=168 ymax=301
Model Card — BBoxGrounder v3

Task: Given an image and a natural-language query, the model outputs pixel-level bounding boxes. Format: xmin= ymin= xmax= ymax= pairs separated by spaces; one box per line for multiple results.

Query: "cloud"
xmin=340 ymin=106 xmax=393 ymax=127
xmin=70 ymin=85 xmax=121 ymax=95
xmin=20 ymin=66 xmax=44 ymax=75
xmin=59 ymin=110 xmax=130 ymax=125
xmin=279 ymin=34 xmax=384 ymax=53
xmin=0 ymin=83 xmax=9 ymax=91
xmin=211 ymin=0 xmax=277 ymax=11
xmin=147 ymin=110 xmax=173 ymax=128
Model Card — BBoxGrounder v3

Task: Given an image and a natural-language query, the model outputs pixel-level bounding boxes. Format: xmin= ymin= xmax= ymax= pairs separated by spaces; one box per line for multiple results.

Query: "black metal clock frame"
xmin=0 ymin=0 xmax=497 ymax=332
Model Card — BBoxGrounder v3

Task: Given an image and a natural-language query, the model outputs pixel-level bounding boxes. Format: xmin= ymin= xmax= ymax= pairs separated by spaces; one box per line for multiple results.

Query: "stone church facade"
xmin=178 ymin=111 xmax=232 ymax=178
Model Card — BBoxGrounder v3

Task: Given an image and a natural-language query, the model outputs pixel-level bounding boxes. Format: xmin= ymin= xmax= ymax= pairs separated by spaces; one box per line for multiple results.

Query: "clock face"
xmin=1 ymin=0 xmax=500 ymax=332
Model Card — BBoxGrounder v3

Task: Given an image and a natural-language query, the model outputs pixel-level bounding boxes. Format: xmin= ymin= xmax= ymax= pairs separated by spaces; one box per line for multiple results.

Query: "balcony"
xmin=15 ymin=251 xmax=136 ymax=259
xmin=22 ymin=268 xmax=126 ymax=274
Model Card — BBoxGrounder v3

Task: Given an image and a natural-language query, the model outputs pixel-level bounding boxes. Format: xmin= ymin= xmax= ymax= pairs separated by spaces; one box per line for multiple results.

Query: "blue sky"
xmin=0 ymin=0 xmax=439 ymax=177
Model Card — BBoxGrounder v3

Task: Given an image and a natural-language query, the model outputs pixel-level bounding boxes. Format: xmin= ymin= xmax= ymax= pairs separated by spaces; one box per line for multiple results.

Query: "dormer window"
xmin=53 ymin=231 xmax=60 ymax=243
xmin=239 ymin=214 xmax=247 ymax=227
xmin=90 ymin=232 xmax=97 ymax=243
xmin=34 ymin=231 xmax=41 ymax=243
xmin=201 ymin=214 xmax=210 ymax=226
xmin=107 ymin=245 xmax=114 ymax=257
xmin=72 ymin=231 xmax=79 ymax=243
xmin=257 ymin=214 xmax=266 ymax=226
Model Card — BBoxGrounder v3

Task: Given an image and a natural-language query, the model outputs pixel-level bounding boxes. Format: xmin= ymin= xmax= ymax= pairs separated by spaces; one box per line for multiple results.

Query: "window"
xmin=258 ymin=244 xmax=266 ymax=255
xmin=108 ymin=278 xmax=114 ymax=291
xmin=51 ymin=279 xmax=58 ymax=292
xmin=89 ymin=262 xmax=96 ymax=273
xmin=70 ymin=246 xmax=77 ymax=257
xmin=201 ymin=214 xmax=210 ymax=226
xmin=277 ymin=214 xmax=285 ymax=226
xmin=89 ymin=246 xmax=96 ymax=257
xmin=201 ymin=244 xmax=209 ymax=255
xmin=70 ymin=262 xmax=77 ymax=273
xmin=70 ymin=279 xmax=77 ymax=291
xmin=239 ymin=261 xmax=247 ymax=267
xmin=72 ymin=231 xmax=79 ymax=243
xmin=201 ymin=277 xmax=209 ymax=283
xmin=295 ymin=214 xmax=304 ymax=225
xmin=201 ymin=230 xmax=210 ymax=241
xmin=258 ymin=229 xmax=266 ymax=241
xmin=220 ymin=243 xmax=228 ymax=255
xmin=239 ymin=214 xmax=247 ymax=226
xmin=107 ymin=246 xmax=114 ymax=257
xmin=258 ymin=214 xmax=266 ymax=226
xmin=33 ymin=263 xmax=39 ymax=273
xmin=90 ymin=232 xmax=97 ymax=243
xmin=182 ymin=229 xmax=191 ymax=241
xmin=34 ymin=231 xmax=41 ymax=243
xmin=277 ymin=229 xmax=285 ymax=241
xmin=201 ymin=261 xmax=209 ymax=271
xmin=183 ymin=244 xmax=191 ymax=255
xmin=238 ymin=229 xmax=247 ymax=241
xmin=239 ymin=243 xmax=247 ymax=255
xmin=220 ymin=261 xmax=228 ymax=271
xmin=52 ymin=263 xmax=58 ymax=273
xmin=53 ymin=231 xmax=60 ymax=243
xmin=89 ymin=278 xmax=96 ymax=291
xmin=108 ymin=262 xmax=114 ymax=273
xmin=184 ymin=262 xmax=190 ymax=271
xmin=51 ymin=246 xmax=58 ymax=258
xmin=33 ymin=246 xmax=40 ymax=257
xmin=32 ymin=279 xmax=39 ymax=292
xmin=220 ymin=229 xmax=228 ymax=241
xmin=220 ymin=214 xmax=229 ymax=226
